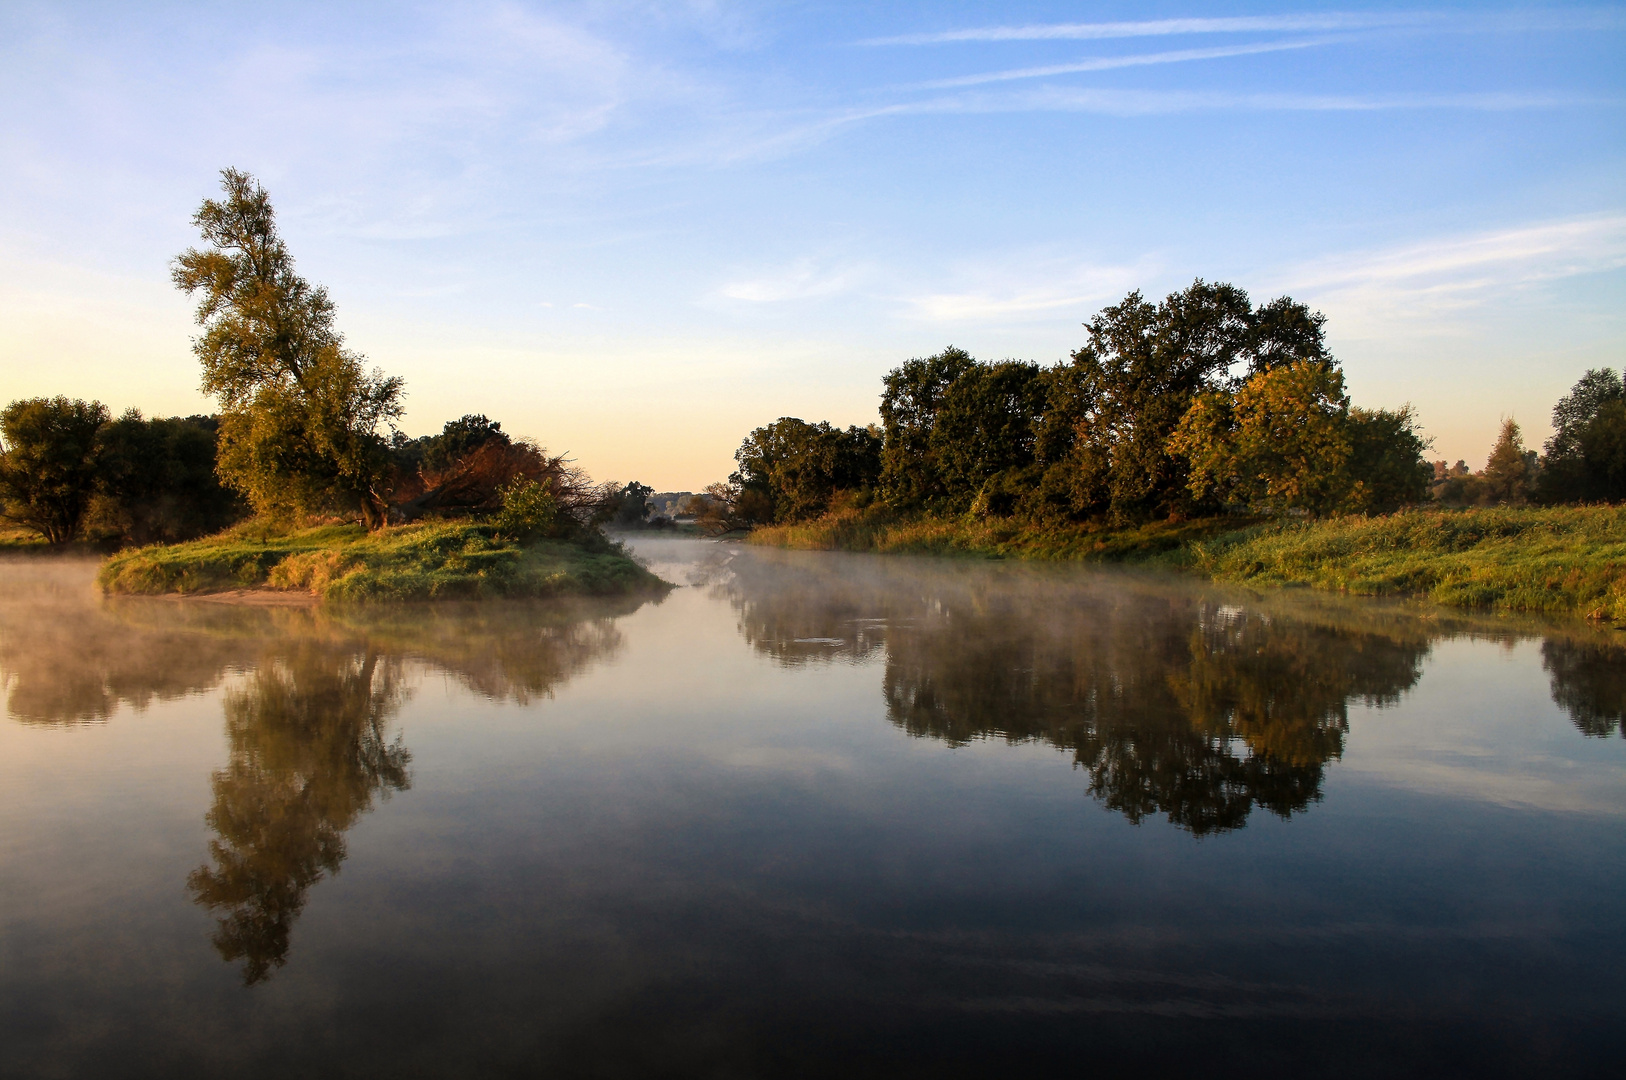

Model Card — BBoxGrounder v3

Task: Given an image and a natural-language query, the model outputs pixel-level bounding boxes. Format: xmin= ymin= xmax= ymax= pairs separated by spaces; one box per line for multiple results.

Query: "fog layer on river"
xmin=1 ymin=539 xmax=1622 ymax=1078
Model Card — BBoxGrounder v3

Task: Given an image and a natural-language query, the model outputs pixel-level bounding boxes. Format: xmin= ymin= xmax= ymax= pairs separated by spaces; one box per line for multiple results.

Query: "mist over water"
xmin=1 ymin=541 xmax=1622 ymax=1077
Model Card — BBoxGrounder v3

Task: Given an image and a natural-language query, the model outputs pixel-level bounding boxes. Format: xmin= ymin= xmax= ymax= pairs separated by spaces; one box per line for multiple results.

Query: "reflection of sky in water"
xmin=0 ymin=543 xmax=1622 ymax=1077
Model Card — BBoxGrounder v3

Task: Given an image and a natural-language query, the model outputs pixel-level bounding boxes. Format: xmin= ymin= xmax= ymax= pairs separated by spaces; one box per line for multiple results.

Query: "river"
xmin=1 ymin=537 xmax=1622 ymax=1077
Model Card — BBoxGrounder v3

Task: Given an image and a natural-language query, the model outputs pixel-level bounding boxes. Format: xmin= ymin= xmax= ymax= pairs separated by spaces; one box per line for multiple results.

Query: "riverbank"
xmin=748 ymin=505 xmax=1626 ymax=620
xmin=98 ymin=520 xmax=668 ymax=602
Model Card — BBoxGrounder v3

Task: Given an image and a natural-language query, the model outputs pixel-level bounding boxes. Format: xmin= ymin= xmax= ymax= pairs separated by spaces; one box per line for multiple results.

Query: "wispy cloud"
xmin=716 ymin=257 xmax=868 ymax=303
xmin=633 ymin=80 xmax=1602 ymax=172
xmin=884 ymin=86 xmax=1602 ymax=118
xmin=862 ymin=13 xmax=1436 ymax=46
xmin=897 ymin=257 xmax=1153 ymax=323
xmin=912 ymin=38 xmax=1332 ymax=90
xmin=1285 ymin=213 xmax=1626 ymax=333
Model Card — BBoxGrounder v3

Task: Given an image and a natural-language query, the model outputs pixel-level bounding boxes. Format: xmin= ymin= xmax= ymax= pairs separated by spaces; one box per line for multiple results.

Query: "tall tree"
xmin=1063 ymin=280 xmax=1332 ymax=523
xmin=173 ymin=169 xmax=403 ymax=529
xmin=1482 ymin=419 xmax=1536 ymax=505
xmin=1538 ymin=369 xmax=1626 ymax=504
xmin=929 ymin=360 xmax=1047 ymax=513
xmin=878 ymin=346 xmax=976 ymax=507
xmin=0 ymin=396 xmax=109 ymax=544
xmin=1338 ymin=406 xmax=1433 ymax=513
xmin=732 ymin=417 xmax=881 ymax=523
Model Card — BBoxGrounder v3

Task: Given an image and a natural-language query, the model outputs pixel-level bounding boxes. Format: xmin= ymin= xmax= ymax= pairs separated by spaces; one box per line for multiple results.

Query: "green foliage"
xmin=931 ymin=360 xmax=1046 ymax=514
xmin=1434 ymin=419 xmax=1541 ymax=508
xmin=1171 ymin=366 xmax=1431 ymax=517
xmin=600 ymin=480 xmax=654 ymax=528
xmin=396 ymin=413 xmax=510 ymax=476
xmin=863 ymin=283 xmax=1342 ymax=524
xmin=173 ymin=168 xmax=403 ymax=528
xmin=1538 ymin=369 xmax=1626 ymax=503
xmin=732 ymin=417 xmax=881 ymax=523
xmin=0 ymin=396 xmax=109 ymax=543
xmin=91 ymin=410 xmax=246 ymax=544
xmin=98 ymin=519 xmax=667 ymax=602
xmin=1339 ymin=406 xmax=1434 ymax=513
xmin=752 ymin=504 xmax=1626 ymax=619
xmin=1481 ymin=418 xmax=1537 ymax=505
xmin=491 ymin=479 xmax=562 ymax=542
xmin=750 ymin=504 xmax=1248 ymax=561
xmin=386 ymin=415 xmax=597 ymax=527
xmin=878 ymin=346 xmax=975 ymax=505
xmin=1172 ymin=360 xmax=1352 ymax=514
xmin=1062 ymin=280 xmax=1331 ymax=522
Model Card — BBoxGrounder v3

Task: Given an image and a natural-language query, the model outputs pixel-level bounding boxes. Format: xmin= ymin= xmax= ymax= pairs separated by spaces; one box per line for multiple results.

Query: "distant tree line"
xmin=0 ymin=395 xmax=630 ymax=547
xmin=0 ymin=398 xmax=243 ymax=545
xmin=1430 ymin=371 xmax=1626 ymax=507
xmin=707 ymin=281 xmax=1437 ymax=530
xmin=704 ymin=282 xmax=1626 ymax=531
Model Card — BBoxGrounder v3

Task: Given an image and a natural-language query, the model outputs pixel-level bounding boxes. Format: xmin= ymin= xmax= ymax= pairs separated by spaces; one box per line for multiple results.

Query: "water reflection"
xmin=188 ymin=643 xmax=411 ymax=984
xmin=0 ymin=568 xmax=261 ymax=723
xmin=0 ymin=563 xmax=655 ymax=984
xmin=337 ymin=599 xmax=642 ymax=704
xmin=1543 ymin=638 xmax=1626 ymax=738
xmin=0 ymin=580 xmax=647 ymax=728
xmin=723 ymin=550 xmax=1625 ymax=832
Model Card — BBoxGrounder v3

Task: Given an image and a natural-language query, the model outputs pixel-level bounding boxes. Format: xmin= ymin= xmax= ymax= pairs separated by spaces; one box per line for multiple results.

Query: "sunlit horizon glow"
xmin=1 ymin=2 xmax=1622 ymax=490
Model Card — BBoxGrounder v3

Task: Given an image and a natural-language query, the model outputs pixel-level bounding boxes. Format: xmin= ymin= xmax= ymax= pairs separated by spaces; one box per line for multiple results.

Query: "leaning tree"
xmin=173 ymin=168 xmax=403 ymax=529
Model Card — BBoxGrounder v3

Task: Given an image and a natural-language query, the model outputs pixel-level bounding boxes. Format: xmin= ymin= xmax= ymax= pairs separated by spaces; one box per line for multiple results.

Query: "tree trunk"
xmin=359 ymin=491 xmax=387 ymax=532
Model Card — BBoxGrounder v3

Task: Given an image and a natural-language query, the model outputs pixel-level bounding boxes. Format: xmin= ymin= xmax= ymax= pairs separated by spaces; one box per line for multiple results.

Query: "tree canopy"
xmin=0 ymin=396 xmax=108 ymax=543
xmin=731 ymin=417 xmax=882 ymax=525
xmin=715 ymin=281 xmax=1442 ymax=529
xmin=1058 ymin=280 xmax=1333 ymax=522
xmin=1538 ymin=369 xmax=1626 ymax=503
xmin=173 ymin=168 xmax=403 ymax=528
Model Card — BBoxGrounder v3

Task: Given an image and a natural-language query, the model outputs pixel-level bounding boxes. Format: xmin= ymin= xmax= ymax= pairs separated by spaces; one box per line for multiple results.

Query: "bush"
xmin=490 ymin=480 xmax=563 ymax=542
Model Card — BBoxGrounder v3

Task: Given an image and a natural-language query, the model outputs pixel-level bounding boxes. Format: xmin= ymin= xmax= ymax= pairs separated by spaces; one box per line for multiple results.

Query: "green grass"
xmin=0 ymin=527 xmax=112 ymax=555
xmin=98 ymin=520 xmax=668 ymax=602
xmin=1183 ymin=506 xmax=1626 ymax=619
xmin=750 ymin=504 xmax=1626 ymax=620
xmin=749 ymin=507 xmax=1254 ymax=561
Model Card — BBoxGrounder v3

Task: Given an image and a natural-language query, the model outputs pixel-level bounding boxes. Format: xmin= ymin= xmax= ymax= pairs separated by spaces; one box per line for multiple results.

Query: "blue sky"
xmin=1 ymin=2 xmax=1622 ymax=489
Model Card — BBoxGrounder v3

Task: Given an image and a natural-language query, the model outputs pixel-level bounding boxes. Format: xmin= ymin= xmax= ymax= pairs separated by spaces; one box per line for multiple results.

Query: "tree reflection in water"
xmin=1542 ymin=638 xmax=1626 ymax=737
xmin=0 ymin=566 xmax=650 ymax=983
xmin=719 ymin=547 xmax=1626 ymax=829
xmin=176 ymin=601 xmax=642 ymax=984
xmin=186 ymin=643 xmax=411 ymax=984
xmin=886 ymin=594 xmax=1431 ymax=833
xmin=728 ymin=554 xmax=1442 ymax=833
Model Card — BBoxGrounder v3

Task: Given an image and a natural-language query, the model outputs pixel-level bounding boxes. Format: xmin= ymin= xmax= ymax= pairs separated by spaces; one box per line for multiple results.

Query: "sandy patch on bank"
xmin=171 ymin=588 xmax=319 ymax=607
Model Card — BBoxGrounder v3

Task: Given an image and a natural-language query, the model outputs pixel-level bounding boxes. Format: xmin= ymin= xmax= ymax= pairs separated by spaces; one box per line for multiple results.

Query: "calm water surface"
xmin=1 ymin=538 xmax=1622 ymax=1078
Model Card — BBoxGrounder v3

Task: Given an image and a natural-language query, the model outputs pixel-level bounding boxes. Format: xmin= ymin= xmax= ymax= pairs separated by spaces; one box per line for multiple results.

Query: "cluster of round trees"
xmin=0 ymin=399 xmax=242 ymax=545
xmin=720 ymin=281 xmax=1436 ymax=528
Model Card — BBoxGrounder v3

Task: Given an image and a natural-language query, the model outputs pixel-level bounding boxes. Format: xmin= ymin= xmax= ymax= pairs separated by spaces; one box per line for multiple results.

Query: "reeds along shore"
xmin=747 ymin=505 xmax=1626 ymax=622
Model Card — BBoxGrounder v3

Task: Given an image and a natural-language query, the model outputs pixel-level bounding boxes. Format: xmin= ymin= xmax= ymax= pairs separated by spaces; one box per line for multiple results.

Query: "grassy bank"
xmin=749 ymin=505 xmax=1626 ymax=620
xmin=748 ymin=507 xmax=1252 ymax=561
xmin=98 ymin=520 xmax=667 ymax=602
